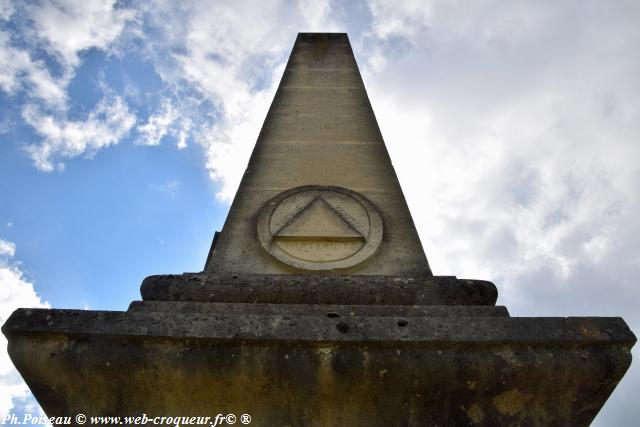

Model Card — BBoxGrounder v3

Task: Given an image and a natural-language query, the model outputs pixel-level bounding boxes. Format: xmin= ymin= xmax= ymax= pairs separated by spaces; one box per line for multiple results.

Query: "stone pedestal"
xmin=3 ymin=274 xmax=635 ymax=426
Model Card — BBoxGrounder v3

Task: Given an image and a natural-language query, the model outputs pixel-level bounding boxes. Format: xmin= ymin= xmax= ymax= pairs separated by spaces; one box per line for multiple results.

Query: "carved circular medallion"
xmin=257 ymin=185 xmax=383 ymax=271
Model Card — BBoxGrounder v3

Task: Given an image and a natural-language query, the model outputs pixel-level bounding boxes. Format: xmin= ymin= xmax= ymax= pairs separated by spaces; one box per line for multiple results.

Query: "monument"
xmin=3 ymin=33 xmax=635 ymax=426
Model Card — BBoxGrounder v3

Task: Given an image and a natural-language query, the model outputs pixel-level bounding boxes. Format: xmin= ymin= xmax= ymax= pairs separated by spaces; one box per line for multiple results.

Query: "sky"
xmin=0 ymin=0 xmax=639 ymax=424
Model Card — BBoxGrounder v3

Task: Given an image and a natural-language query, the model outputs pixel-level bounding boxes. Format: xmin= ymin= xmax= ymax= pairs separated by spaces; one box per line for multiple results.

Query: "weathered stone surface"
xmin=140 ymin=273 xmax=498 ymax=306
xmin=256 ymin=185 xmax=384 ymax=271
xmin=3 ymin=308 xmax=633 ymax=344
xmin=207 ymin=33 xmax=430 ymax=276
xmin=128 ymin=301 xmax=510 ymax=317
xmin=3 ymin=308 xmax=635 ymax=426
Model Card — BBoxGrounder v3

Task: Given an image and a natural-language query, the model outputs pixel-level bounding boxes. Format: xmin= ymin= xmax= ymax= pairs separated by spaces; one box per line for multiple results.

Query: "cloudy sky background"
xmin=1 ymin=0 xmax=639 ymax=424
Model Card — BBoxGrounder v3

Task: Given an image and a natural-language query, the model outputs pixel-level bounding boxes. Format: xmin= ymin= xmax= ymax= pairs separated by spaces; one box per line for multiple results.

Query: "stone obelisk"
xmin=207 ymin=33 xmax=428 ymax=276
xmin=3 ymin=33 xmax=635 ymax=426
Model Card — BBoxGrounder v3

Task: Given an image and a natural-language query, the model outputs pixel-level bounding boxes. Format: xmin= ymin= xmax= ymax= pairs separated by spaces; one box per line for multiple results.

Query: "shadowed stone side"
xmin=3 ymin=309 xmax=635 ymax=426
xmin=127 ymin=301 xmax=510 ymax=317
xmin=140 ymin=273 xmax=498 ymax=305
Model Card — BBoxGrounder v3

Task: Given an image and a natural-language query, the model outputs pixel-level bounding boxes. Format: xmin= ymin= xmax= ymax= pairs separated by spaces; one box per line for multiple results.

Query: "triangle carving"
xmin=274 ymin=197 xmax=364 ymax=241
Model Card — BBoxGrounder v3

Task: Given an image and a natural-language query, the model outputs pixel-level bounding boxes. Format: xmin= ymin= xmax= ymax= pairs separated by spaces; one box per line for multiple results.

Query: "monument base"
xmin=3 ymin=295 xmax=634 ymax=426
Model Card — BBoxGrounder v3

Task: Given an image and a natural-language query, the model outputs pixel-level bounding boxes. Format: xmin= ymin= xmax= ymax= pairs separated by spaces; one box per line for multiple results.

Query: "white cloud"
xmin=367 ymin=0 xmax=433 ymax=40
xmin=0 ymin=239 xmax=15 ymax=257
xmin=6 ymin=0 xmax=343 ymax=190
xmin=0 ymin=31 xmax=67 ymax=107
xmin=27 ymin=0 xmax=136 ymax=68
xmin=0 ymin=0 xmax=138 ymax=171
xmin=297 ymin=0 xmax=336 ymax=31
xmin=196 ymin=84 xmax=279 ymax=201
xmin=359 ymin=2 xmax=640 ymax=424
xmin=136 ymin=101 xmax=179 ymax=146
xmin=359 ymin=0 xmax=640 ymax=282
xmin=0 ymin=0 xmax=14 ymax=21
xmin=23 ymin=95 xmax=136 ymax=172
xmin=0 ymin=239 xmax=50 ymax=415
xmin=1 ymin=0 xmax=136 ymax=109
xmin=135 ymin=101 xmax=194 ymax=149
xmin=141 ymin=0 xmax=341 ymax=200
xmin=175 ymin=118 xmax=191 ymax=150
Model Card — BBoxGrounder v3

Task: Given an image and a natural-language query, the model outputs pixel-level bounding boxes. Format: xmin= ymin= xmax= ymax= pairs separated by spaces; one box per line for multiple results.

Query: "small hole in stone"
xmin=397 ymin=319 xmax=408 ymax=327
xmin=336 ymin=322 xmax=350 ymax=333
xmin=326 ymin=312 xmax=341 ymax=318
xmin=232 ymin=275 xmax=238 ymax=279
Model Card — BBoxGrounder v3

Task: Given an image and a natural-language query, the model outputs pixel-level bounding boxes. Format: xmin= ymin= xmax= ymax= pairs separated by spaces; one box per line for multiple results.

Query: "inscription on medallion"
xmin=257 ymin=185 xmax=383 ymax=271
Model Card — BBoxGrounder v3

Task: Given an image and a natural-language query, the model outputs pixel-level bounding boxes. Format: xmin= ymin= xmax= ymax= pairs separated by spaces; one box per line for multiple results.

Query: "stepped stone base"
xmin=140 ymin=273 xmax=498 ymax=306
xmin=2 ymin=274 xmax=635 ymax=426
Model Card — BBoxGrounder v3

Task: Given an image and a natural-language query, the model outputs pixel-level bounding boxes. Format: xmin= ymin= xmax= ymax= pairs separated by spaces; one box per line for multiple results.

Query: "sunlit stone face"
xmin=257 ymin=186 xmax=383 ymax=271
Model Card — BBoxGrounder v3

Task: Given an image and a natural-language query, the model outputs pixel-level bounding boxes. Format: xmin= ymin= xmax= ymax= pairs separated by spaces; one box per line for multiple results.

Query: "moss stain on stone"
xmin=492 ymin=389 xmax=529 ymax=416
xmin=315 ymin=346 xmax=336 ymax=425
xmin=466 ymin=403 xmax=485 ymax=424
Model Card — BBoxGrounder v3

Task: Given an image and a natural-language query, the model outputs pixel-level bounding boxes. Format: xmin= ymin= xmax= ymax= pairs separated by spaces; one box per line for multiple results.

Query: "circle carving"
xmin=257 ymin=185 xmax=383 ymax=271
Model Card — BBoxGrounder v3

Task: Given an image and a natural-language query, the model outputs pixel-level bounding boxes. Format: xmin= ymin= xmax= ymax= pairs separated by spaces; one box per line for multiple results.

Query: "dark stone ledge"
xmin=127 ymin=301 xmax=510 ymax=317
xmin=140 ymin=274 xmax=498 ymax=306
xmin=3 ymin=308 xmax=635 ymax=346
